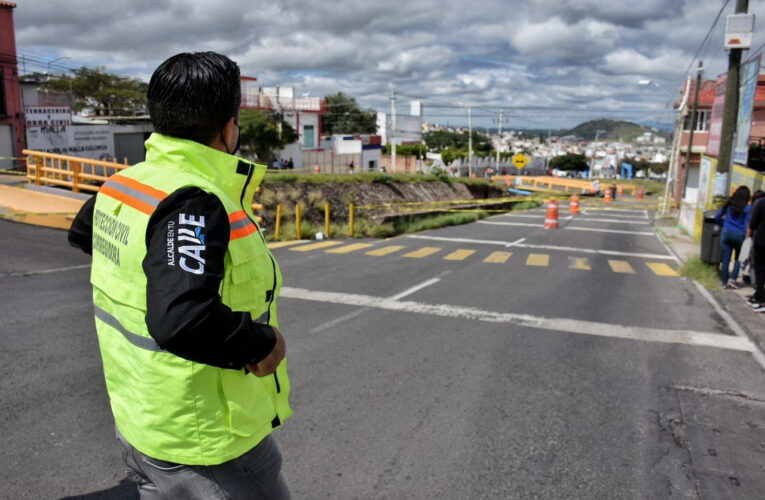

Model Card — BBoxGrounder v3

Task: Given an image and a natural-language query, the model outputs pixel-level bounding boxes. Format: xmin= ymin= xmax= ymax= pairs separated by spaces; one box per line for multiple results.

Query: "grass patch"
xmin=392 ymin=211 xmax=489 ymax=234
xmin=681 ymin=257 xmax=721 ymax=291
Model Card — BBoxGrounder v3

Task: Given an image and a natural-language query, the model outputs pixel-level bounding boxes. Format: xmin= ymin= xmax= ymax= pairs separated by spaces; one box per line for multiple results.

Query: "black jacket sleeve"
xmin=751 ymin=198 xmax=765 ymax=246
xmin=68 ymin=195 xmax=96 ymax=255
xmin=143 ymin=187 xmax=276 ymax=370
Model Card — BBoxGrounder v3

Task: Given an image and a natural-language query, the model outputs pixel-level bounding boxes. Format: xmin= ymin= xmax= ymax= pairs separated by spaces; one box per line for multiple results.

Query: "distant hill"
xmin=564 ymin=119 xmax=668 ymax=142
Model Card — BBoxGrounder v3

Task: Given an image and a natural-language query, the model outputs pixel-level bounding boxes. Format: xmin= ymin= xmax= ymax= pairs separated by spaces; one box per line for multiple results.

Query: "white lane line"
xmin=407 ymin=234 xmax=676 ymax=260
xmin=692 ymin=281 xmax=765 ymax=370
xmin=511 ymin=237 xmax=526 ymax=244
xmin=280 ymin=286 xmax=756 ymax=353
xmin=571 ymin=217 xmax=651 ymax=225
xmin=1 ymin=263 xmax=91 ymax=278
xmin=564 ymin=227 xmax=655 ymax=236
xmin=312 ymin=274 xmax=446 ymax=332
xmin=477 ymin=221 xmax=541 ymax=228
xmin=389 ymin=277 xmax=442 ymax=301
xmin=580 ymin=212 xmax=651 ymax=221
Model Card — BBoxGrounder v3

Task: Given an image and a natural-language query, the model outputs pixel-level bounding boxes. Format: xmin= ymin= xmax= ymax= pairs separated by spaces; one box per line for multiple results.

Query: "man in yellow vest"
xmin=68 ymin=52 xmax=292 ymax=499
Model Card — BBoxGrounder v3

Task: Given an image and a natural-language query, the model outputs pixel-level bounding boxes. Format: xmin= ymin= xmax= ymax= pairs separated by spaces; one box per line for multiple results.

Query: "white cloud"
xmin=10 ymin=0 xmax=763 ymax=129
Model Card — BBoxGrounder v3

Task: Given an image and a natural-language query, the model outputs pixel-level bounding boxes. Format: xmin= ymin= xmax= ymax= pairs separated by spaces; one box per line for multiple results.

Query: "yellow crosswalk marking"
xmin=267 ymin=240 xmax=309 ymax=249
xmin=484 ymin=251 xmax=512 ymax=263
xmin=444 ymin=249 xmax=475 ymax=261
xmin=608 ymin=260 xmax=635 ymax=274
xmin=366 ymin=245 xmax=406 ymax=256
xmin=569 ymin=257 xmax=591 ymax=270
xmin=403 ymin=247 xmax=441 ymax=258
xmin=526 ymin=254 xmax=550 ymax=267
xmin=646 ymin=262 xmax=680 ymax=277
xmin=289 ymin=241 xmax=344 ymax=252
xmin=326 ymin=243 xmax=374 ymax=254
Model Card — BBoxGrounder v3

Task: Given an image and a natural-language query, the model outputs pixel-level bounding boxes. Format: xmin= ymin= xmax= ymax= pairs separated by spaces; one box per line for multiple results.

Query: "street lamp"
xmin=46 ymin=56 xmax=71 ymax=79
xmin=638 ymin=79 xmax=672 ymax=96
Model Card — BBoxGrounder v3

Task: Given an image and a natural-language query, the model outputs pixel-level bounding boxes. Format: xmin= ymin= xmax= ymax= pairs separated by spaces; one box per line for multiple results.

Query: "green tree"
xmin=48 ymin=67 xmax=148 ymax=116
xmin=424 ymin=130 xmax=492 ymax=153
xmin=238 ymin=109 xmax=298 ymax=163
xmin=322 ymin=92 xmax=377 ymax=135
xmin=549 ymin=153 xmax=589 ymax=171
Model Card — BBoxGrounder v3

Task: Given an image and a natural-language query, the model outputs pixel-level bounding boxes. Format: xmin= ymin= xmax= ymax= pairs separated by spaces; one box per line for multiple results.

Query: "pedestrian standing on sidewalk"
xmin=715 ymin=185 xmax=751 ymax=289
xmin=742 ymin=190 xmax=765 ymax=286
xmin=746 ymin=193 xmax=765 ymax=312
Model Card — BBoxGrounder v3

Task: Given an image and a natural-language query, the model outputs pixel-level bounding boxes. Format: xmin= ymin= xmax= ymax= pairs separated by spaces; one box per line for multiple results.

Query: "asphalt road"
xmin=1 ymin=198 xmax=764 ymax=499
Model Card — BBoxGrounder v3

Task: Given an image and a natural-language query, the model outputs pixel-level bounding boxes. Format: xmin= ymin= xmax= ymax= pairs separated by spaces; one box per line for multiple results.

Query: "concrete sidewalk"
xmin=0 ymin=175 xmax=86 ymax=230
xmin=655 ymin=215 xmax=765 ymax=362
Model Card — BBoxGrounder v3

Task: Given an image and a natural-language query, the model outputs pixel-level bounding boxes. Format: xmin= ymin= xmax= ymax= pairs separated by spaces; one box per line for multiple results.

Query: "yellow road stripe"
xmin=444 ymin=249 xmax=475 ymax=261
xmin=484 ymin=251 xmax=512 ymax=263
xmin=366 ymin=245 xmax=406 ymax=256
xmin=608 ymin=260 xmax=635 ymax=274
xmin=326 ymin=243 xmax=374 ymax=254
xmin=289 ymin=241 xmax=344 ymax=252
xmin=646 ymin=262 xmax=680 ymax=277
xmin=404 ymin=247 xmax=441 ymax=258
xmin=267 ymin=240 xmax=309 ymax=249
xmin=569 ymin=257 xmax=591 ymax=270
xmin=526 ymin=254 xmax=549 ymax=267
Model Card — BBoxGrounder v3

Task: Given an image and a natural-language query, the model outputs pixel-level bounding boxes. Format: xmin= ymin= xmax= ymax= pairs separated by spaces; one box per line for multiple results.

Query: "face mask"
xmin=224 ymin=120 xmax=241 ymax=155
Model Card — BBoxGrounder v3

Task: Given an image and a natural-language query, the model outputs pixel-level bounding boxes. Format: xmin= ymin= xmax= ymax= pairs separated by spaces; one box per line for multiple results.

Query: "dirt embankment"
xmin=256 ymin=179 xmax=506 ymax=226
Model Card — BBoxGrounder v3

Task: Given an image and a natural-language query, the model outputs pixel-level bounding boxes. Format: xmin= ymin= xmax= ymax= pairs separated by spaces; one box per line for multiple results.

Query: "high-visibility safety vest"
xmin=90 ymin=133 xmax=291 ymax=465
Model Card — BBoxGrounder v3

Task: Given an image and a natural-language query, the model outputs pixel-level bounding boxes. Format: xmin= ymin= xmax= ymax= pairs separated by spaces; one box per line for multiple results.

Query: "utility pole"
xmin=718 ymin=0 xmax=749 ymax=193
xmin=391 ymin=90 xmax=397 ymax=173
xmin=682 ymin=61 xmax=703 ymax=198
xmin=468 ymin=106 xmax=473 ymax=177
xmin=495 ymin=110 xmax=503 ymax=171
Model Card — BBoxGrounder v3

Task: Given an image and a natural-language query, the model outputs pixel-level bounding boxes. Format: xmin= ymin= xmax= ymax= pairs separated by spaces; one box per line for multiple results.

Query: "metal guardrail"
xmin=23 ymin=150 xmax=128 ymax=193
xmin=491 ymin=175 xmax=638 ymax=195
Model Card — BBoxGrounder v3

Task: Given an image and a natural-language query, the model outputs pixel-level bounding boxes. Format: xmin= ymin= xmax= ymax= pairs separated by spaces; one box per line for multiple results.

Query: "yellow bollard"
xmin=325 ymin=203 xmax=331 ymax=238
xmin=295 ymin=203 xmax=302 ymax=240
xmin=349 ymin=203 xmax=355 ymax=238
xmin=275 ymin=204 xmax=282 ymax=240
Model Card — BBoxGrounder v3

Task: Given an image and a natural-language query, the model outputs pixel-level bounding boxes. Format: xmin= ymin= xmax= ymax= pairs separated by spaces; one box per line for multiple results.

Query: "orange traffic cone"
xmin=544 ymin=200 xmax=559 ymax=229
xmin=314 ymin=165 xmax=321 ymax=173
xmin=604 ymin=188 xmax=612 ymax=204
xmin=637 ymin=188 xmax=644 ymax=200
xmin=569 ymin=194 xmax=579 ymax=215
xmin=617 ymin=185 xmax=624 ymax=197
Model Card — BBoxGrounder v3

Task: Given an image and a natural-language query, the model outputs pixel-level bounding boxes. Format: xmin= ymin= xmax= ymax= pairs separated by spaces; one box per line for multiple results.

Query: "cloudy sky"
xmin=11 ymin=0 xmax=765 ymax=130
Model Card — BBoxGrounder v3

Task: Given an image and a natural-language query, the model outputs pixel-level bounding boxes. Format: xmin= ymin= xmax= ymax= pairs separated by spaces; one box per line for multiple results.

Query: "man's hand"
xmin=245 ymin=327 xmax=286 ymax=377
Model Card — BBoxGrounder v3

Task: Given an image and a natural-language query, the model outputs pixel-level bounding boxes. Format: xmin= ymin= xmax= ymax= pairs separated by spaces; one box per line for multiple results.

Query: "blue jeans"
xmin=117 ymin=431 xmax=291 ymax=499
xmin=720 ymin=230 xmax=746 ymax=284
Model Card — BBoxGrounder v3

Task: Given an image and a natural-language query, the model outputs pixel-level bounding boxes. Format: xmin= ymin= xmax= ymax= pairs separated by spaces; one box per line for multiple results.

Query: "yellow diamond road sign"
xmin=512 ymin=153 xmax=529 ymax=169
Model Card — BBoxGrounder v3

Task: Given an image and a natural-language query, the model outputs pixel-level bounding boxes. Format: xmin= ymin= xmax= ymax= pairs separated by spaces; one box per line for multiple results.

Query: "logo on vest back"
xmin=177 ymin=214 xmax=206 ymax=274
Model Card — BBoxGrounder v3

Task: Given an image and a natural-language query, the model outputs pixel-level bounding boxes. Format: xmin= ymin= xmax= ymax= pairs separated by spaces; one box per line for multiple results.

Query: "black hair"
xmin=147 ymin=52 xmax=240 ymax=145
xmin=752 ymin=189 xmax=765 ymax=203
xmin=725 ymin=185 xmax=751 ymax=217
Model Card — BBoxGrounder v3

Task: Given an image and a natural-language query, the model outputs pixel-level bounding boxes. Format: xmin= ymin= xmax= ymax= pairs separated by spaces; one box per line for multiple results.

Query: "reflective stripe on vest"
xmin=100 ymin=175 xmax=168 ymax=215
xmin=229 ymin=210 xmax=258 ymax=240
xmin=94 ymin=305 xmax=167 ymax=352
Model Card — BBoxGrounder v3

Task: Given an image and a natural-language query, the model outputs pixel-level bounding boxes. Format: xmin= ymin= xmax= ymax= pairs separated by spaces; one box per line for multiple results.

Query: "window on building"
xmin=683 ymin=110 xmax=710 ymax=132
xmin=303 ymin=125 xmax=314 ymax=148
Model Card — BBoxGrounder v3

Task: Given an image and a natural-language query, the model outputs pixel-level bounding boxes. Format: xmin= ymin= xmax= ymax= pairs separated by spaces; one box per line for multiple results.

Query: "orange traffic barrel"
xmin=544 ymin=200 xmax=559 ymax=229
xmin=314 ymin=165 xmax=321 ymax=173
xmin=604 ymin=188 xmax=612 ymax=203
xmin=637 ymin=188 xmax=644 ymax=200
xmin=569 ymin=194 xmax=579 ymax=214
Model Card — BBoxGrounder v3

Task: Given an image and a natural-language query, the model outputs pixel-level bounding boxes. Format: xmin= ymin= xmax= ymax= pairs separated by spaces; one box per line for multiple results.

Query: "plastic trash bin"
xmin=700 ymin=210 xmax=722 ymax=264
